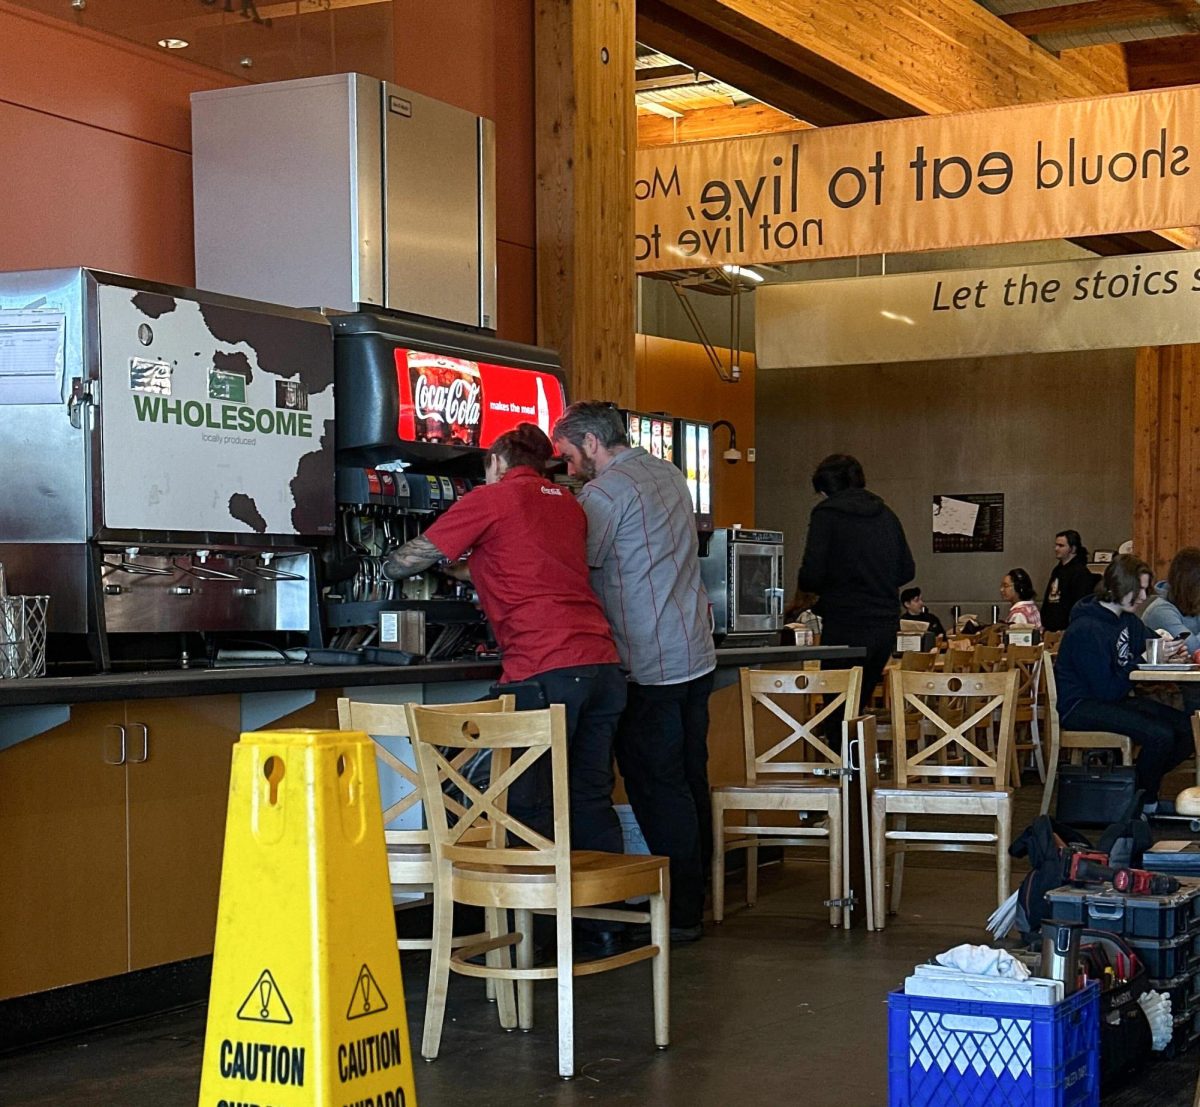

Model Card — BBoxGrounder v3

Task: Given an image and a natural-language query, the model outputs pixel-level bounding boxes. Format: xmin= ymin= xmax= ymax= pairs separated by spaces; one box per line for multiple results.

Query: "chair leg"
xmin=514 ymin=908 xmax=534 ymax=1032
xmin=555 ymin=905 xmax=575 ymax=1079
xmin=889 ymin=815 xmax=906 ymax=917
xmin=1040 ymin=746 xmax=1058 ymax=817
xmin=870 ymin=794 xmax=887 ymax=932
xmin=746 ymin=812 xmax=760 ymax=908
xmin=1031 ymin=715 xmax=1045 ymax=784
xmin=828 ymin=799 xmax=843 ymax=929
xmin=650 ymin=881 xmax=670 ymax=1049
xmin=996 ymin=799 xmax=1013 ymax=914
xmin=711 ymin=797 xmax=726 ymax=924
xmin=485 ymin=907 xmax=516 ymax=1031
xmin=421 ymin=893 xmax=454 ymax=1061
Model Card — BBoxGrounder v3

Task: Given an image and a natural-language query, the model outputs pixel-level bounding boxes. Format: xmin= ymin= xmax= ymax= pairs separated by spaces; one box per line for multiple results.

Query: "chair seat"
xmin=713 ymin=782 xmax=839 ymax=796
xmin=874 ymin=784 xmax=1009 ymax=799
xmin=452 ymin=850 xmax=669 ymax=909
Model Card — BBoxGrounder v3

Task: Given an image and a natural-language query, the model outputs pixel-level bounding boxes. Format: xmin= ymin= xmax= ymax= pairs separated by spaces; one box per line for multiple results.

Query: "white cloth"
xmin=934 ymin=944 xmax=1032 ymax=980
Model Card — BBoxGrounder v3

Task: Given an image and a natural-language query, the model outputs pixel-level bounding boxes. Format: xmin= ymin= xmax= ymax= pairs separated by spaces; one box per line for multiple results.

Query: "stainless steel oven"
xmin=700 ymin=528 xmax=785 ymax=644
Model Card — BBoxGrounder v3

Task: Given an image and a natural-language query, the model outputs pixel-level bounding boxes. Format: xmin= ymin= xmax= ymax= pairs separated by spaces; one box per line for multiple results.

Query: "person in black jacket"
xmin=1055 ymin=554 xmax=1192 ymax=811
xmin=797 ymin=454 xmax=915 ymax=696
xmin=1040 ymin=529 xmax=1098 ymax=632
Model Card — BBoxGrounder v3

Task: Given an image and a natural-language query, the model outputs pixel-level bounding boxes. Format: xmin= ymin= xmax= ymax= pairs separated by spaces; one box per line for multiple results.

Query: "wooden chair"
xmin=711 ymin=667 xmax=862 ymax=929
xmin=1007 ymin=644 xmax=1046 ymax=787
xmin=871 ymin=668 xmax=1019 ymax=929
xmin=972 ymin=644 xmax=1007 ymax=673
xmin=980 ymin=624 xmax=1006 ymax=647
xmin=1038 ymin=658 xmax=1133 ymax=816
xmin=407 ymin=702 xmax=669 ymax=1080
xmin=336 ymin=695 xmax=515 ymax=953
xmin=900 ymin=650 xmax=938 ymax=672
xmin=1042 ymin=630 xmax=1064 ymax=654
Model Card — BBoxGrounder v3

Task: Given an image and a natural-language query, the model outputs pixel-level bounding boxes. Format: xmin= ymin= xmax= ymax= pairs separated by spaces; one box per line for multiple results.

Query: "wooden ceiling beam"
xmin=1125 ymin=33 xmax=1200 ymax=89
xmin=644 ymin=0 xmax=1119 ymax=117
xmin=637 ymin=0 xmax=887 ymax=126
xmin=1001 ymin=0 xmax=1195 ymax=38
xmin=637 ymin=101 xmax=808 ymax=146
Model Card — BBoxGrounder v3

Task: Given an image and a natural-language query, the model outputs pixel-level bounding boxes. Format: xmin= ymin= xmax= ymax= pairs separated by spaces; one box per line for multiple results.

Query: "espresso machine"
xmin=0 ymin=268 xmax=335 ymax=670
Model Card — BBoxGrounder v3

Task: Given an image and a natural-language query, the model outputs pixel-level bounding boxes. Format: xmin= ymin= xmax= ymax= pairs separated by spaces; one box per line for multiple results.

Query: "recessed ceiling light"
xmin=158 ymin=37 xmax=189 ymax=50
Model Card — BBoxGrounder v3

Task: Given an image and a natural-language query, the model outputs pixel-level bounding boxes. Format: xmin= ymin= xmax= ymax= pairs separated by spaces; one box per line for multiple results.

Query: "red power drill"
xmin=1065 ymin=850 xmax=1180 ymax=895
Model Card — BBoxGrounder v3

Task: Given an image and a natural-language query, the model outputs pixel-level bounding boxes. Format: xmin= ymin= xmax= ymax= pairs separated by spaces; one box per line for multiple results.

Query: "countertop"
xmin=0 ymin=644 xmax=864 ymax=708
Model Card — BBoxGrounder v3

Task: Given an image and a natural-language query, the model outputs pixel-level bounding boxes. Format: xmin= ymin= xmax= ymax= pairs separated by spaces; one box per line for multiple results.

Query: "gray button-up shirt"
xmin=577 ymin=447 xmax=716 ymax=686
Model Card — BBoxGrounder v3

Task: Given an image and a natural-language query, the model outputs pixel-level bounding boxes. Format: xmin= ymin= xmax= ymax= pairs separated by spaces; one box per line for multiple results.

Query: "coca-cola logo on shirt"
xmin=413 ymin=373 xmax=481 ymax=428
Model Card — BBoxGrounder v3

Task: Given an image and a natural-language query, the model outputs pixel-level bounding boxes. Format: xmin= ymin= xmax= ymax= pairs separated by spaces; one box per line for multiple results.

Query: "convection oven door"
xmin=730 ymin=543 xmax=780 ymax=634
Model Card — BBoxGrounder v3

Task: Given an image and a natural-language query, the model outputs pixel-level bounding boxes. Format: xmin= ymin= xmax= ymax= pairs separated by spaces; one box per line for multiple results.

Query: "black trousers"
xmin=502 ymin=663 xmax=626 ymax=855
xmin=1063 ymin=696 xmax=1194 ymax=803
xmin=614 ymin=670 xmax=715 ymax=928
xmin=819 ymin=619 xmax=897 ymax=703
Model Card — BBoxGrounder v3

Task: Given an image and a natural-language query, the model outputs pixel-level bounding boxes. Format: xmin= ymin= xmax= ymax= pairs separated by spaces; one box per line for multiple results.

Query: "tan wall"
xmin=755 ymin=351 xmax=1135 ymax=618
xmin=635 ymin=334 xmax=756 ymax=529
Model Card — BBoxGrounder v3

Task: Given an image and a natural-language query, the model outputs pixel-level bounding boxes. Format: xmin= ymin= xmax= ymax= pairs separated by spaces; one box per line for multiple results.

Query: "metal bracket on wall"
xmin=669 ymin=273 xmax=742 ymax=383
xmin=0 ymin=703 xmax=71 ymax=753
xmin=240 ymin=689 xmax=316 ymax=733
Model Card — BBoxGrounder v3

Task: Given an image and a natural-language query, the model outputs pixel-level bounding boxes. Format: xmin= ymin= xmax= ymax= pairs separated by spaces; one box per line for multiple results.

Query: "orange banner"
xmin=634 ymin=86 xmax=1200 ymax=272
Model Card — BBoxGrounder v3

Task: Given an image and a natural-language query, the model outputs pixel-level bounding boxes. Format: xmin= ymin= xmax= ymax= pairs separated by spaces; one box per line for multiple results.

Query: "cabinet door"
xmin=0 ymin=702 xmax=128 ymax=998
xmin=124 ymin=695 xmax=239 ymax=971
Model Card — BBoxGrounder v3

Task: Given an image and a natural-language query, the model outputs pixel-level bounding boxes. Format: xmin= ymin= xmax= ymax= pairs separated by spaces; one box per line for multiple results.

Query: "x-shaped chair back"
xmin=337 ymin=696 xmax=515 ymax=846
xmin=888 ymin=669 xmax=1018 ymax=787
xmin=406 ymin=702 xmax=571 ymax=875
xmin=739 ymin=667 xmax=862 ymax=785
xmin=1006 ymin=644 xmax=1044 ymax=709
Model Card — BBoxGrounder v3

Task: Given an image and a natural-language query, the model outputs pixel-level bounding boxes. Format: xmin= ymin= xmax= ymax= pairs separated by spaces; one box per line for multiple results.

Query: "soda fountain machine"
xmin=321 ymin=313 xmax=567 ymax=663
xmin=0 ymin=268 xmax=335 ymax=671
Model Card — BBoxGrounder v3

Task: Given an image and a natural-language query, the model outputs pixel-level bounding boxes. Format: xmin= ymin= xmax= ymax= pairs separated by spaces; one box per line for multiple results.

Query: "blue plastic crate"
xmin=888 ymin=983 xmax=1099 ymax=1107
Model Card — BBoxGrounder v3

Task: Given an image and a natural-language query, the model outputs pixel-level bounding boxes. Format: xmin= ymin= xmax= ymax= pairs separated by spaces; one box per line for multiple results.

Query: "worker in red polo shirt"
xmin=384 ymin=423 xmax=626 ymax=856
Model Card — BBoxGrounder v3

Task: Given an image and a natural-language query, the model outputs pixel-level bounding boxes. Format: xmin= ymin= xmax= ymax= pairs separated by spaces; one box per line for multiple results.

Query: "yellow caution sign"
xmin=199 ymin=729 xmax=418 ymax=1107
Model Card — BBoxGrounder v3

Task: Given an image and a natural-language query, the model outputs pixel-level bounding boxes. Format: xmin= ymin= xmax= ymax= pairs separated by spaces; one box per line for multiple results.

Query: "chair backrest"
xmin=739 ymin=667 xmax=862 ymax=784
xmin=899 ymin=650 xmax=937 ymax=672
xmin=888 ymin=669 xmax=1019 ymax=787
xmin=406 ymin=702 xmax=570 ymax=876
xmin=972 ymin=644 xmax=1008 ymax=673
xmin=1042 ymin=630 xmax=1064 ymax=654
xmin=943 ymin=648 xmax=975 ymax=673
xmin=1042 ymin=654 xmax=1062 ymax=761
xmin=980 ymin=624 xmax=1006 ymax=647
xmin=337 ymin=695 xmax=514 ymax=847
xmin=1006 ymin=644 xmax=1044 ymax=707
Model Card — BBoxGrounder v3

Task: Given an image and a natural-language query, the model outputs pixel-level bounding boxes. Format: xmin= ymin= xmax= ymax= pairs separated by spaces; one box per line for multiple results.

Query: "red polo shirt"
xmin=423 ymin=466 xmax=619 ymax=682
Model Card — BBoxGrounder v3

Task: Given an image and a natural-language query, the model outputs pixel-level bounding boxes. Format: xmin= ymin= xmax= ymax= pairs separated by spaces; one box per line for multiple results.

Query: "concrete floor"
xmin=2 ymin=782 xmax=1198 ymax=1105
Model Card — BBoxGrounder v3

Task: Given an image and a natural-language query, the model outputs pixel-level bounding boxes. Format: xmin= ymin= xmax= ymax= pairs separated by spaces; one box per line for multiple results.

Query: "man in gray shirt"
xmin=553 ymin=402 xmax=715 ymax=940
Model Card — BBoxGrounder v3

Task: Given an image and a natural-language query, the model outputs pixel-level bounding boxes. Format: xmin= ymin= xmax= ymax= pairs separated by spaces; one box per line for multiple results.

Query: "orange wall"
xmin=635 ymin=334 xmax=756 ymax=528
xmin=0 ymin=1 xmax=537 ymax=343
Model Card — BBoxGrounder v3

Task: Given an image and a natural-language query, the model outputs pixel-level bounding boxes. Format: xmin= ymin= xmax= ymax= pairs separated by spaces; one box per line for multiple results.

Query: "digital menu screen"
xmin=698 ymin=423 xmax=711 ymax=515
xmin=684 ymin=423 xmax=698 ymax=510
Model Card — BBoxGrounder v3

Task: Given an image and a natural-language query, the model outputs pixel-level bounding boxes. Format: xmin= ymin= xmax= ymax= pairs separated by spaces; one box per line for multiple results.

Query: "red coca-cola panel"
xmin=394 ymin=348 xmax=565 ymax=449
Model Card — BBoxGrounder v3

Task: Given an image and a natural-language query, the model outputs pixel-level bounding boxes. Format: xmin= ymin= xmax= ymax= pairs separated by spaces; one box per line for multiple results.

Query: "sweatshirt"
xmin=1054 ymin=594 xmax=1155 ymax=721
xmin=1142 ymin=583 xmax=1200 ymax=642
xmin=1040 ymin=557 xmax=1098 ymax=632
xmin=797 ymin=488 xmax=915 ymax=624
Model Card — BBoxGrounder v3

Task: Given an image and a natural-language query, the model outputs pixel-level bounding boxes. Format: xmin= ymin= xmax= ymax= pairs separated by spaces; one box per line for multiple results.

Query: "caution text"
xmin=338 ymin=1027 xmax=403 ymax=1082
xmin=219 ymin=1038 xmax=306 ymax=1086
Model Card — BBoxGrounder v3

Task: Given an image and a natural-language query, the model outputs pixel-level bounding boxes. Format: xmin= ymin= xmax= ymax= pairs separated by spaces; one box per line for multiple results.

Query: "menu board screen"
xmin=698 ymin=423 xmax=711 ymax=515
xmin=394 ymin=348 xmax=565 ymax=449
xmin=684 ymin=423 xmax=699 ymax=510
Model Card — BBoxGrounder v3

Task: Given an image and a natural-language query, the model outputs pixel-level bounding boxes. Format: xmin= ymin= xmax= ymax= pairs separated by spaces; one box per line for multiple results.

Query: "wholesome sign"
xmin=755 ymin=249 xmax=1200 ymax=368
xmin=634 ymin=86 xmax=1200 ymax=272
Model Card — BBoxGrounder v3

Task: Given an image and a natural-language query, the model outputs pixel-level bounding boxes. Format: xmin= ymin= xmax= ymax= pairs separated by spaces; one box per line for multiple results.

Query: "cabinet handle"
xmin=128 ymin=722 xmax=150 ymax=764
xmin=102 ymin=724 xmax=127 ymax=766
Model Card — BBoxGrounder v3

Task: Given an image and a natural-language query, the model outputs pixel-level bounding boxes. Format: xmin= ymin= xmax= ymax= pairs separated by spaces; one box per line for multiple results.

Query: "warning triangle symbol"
xmin=346 ymin=963 xmax=389 ymax=1020
xmin=236 ymin=969 xmax=294 ymax=1025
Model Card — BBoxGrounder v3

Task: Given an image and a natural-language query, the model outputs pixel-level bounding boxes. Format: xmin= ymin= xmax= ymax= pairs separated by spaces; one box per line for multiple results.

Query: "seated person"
xmin=1055 ymin=554 xmax=1194 ymax=814
xmin=1142 ymin=546 xmax=1200 ymax=712
xmin=1000 ymin=568 xmax=1042 ymax=629
xmin=900 ymin=586 xmax=945 ymax=639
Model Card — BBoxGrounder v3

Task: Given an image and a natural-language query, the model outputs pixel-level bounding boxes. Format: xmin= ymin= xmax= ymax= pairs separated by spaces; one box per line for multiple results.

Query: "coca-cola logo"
xmin=413 ymin=373 xmax=481 ymax=428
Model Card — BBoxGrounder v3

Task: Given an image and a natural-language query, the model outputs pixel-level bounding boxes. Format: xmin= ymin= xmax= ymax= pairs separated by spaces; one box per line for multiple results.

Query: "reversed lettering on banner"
xmin=635 ymin=86 xmax=1200 ymax=272
xmin=755 ymin=248 xmax=1200 ymax=368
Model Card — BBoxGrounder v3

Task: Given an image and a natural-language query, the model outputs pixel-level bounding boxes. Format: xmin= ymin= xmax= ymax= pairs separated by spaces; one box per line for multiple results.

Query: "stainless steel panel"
xmin=350 ymin=74 xmax=385 ymax=308
xmin=383 ymin=84 xmax=482 ymax=326
xmin=192 ymin=75 xmax=367 ymax=310
xmin=478 ymin=118 xmax=497 ymax=330
xmin=0 ymin=543 xmax=88 ymax=633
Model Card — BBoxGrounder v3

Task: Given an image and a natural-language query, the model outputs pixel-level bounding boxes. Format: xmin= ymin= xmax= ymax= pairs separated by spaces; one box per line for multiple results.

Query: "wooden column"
xmin=535 ymin=0 xmax=636 ymax=406
xmin=1133 ymin=344 xmax=1200 ymax=577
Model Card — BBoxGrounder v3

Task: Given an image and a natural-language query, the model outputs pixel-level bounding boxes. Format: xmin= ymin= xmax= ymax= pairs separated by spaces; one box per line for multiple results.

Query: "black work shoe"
xmin=572 ymin=929 xmax=623 ymax=959
xmin=669 ymin=924 xmax=704 ymax=943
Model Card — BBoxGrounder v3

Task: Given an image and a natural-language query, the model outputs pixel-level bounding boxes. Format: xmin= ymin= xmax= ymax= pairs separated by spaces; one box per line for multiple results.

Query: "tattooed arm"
xmin=384 ymin=535 xmax=444 ymax=580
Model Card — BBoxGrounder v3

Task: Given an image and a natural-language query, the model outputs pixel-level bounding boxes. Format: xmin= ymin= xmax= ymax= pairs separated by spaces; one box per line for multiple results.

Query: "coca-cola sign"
xmin=395 ymin=349 xmax=565 ymax=449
